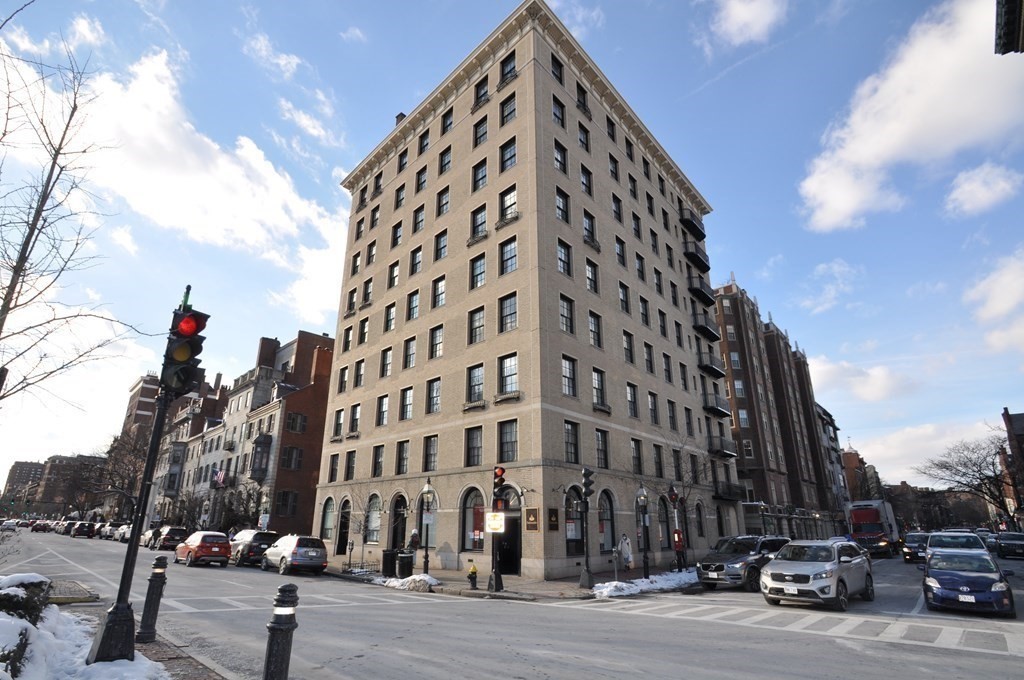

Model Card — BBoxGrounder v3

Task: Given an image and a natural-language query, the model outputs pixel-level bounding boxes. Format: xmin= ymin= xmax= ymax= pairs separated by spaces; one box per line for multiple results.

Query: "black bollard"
xmin=135 ymin=556 xmax=168 ymax=643
xmin=263 ymin=583 xmax=299 ymax=680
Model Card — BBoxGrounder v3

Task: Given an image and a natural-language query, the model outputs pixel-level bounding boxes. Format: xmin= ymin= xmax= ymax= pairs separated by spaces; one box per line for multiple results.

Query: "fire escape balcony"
xmin=702 ymin=392 xmax=731 ymax=417
xmin=697 ymin=351 xmax=726 ymax=378
xmin=682 ymin=240 xmax=710 ymax=273
xmin=680 ymin=207 xmax=706 ymax=241
xmin=712 ymin=481 xmax=745 ymax=501
xmin=687 ymin=276 xmax=716 ymax=307
xmin=692 ymin=311 xmax=721 ymax=342
xmin=708 ymin=435 xmax=738 ymax=458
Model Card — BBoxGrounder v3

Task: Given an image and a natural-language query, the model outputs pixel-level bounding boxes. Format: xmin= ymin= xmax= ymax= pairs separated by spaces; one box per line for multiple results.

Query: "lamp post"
xmin=636 ymin=484 xmax=650 ymax=580
xmin=759 ymin=503 xmax=767 ymax=534
xmin=668 ymin=484 xmax=684 ymax=571
xmin=420 ymin=478 xmax=434 ymax=575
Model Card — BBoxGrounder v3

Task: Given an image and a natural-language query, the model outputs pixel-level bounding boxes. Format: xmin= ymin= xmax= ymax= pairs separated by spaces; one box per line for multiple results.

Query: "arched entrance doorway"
xmin=390 ymin=495 xmax=408 ymax=548
xmin=336 ymin=499 xmax=351 ymax=555
xmin=495 ymin=487 xmax=521 ymax=575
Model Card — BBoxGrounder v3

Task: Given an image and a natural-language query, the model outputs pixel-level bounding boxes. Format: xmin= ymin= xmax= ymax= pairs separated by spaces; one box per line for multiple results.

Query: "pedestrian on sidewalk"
xmin=408 ymin=529 xmax=420 ymax=566
xmin=618 ymin=533 xmax=633 ymax=572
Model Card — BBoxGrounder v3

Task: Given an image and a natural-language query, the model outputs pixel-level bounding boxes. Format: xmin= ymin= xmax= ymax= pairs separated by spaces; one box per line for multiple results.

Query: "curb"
xmin=48 ymin=580 xmax=100 ymax=605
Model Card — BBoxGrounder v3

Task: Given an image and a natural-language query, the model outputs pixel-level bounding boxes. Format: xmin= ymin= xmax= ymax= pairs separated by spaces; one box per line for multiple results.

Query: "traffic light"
xmin=161 ymin=306 xmax=209 ymax=399
xmin=582 ymin=467 xmax=594 ymax=498
xmin=668 ymin=484 xmax=678 ymax=506
xmin=493 ymin=466 xmax=506 ymax=493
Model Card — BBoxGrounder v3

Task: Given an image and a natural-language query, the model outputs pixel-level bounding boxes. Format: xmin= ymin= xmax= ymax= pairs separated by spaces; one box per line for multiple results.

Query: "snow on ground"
xmin=372 ymin=574 xmax=441 ymax=590
xmin=592 ymin=569 xmax=699 ymax=599
xmin=0 ymin=606 xmax=169 ymax=680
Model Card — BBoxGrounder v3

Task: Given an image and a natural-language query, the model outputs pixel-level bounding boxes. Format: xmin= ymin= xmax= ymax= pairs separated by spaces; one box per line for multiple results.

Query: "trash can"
xmin=397 ymin=550 xmax=414 ymax=578
xmin=382 ymin=550 xmax=398 ymax=578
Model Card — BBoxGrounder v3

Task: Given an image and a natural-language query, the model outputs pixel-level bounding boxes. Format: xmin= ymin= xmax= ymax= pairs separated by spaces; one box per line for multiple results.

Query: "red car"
xmin=173 ymin=531 xmax=230 ymax=568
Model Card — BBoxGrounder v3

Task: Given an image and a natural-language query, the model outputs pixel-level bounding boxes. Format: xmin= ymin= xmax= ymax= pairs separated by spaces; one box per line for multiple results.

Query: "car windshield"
xmin=202 ymin=535 xmax=229 ymax=544
xmin=775 ymin=544 xmax=834 ymax=562
xmin=930 ymin=554 xmax=997 ymax=573
xmin=166 ymin=528 xmax=188 ymax=538
xmin=297 ymin=538 xmax=325 ymax=549
xmin=999 ymin=533 xmax=1024 ymax=541
xmin=905 ymin=533 xmax=928 ymax=545
xmin=714 ymin=537 xmax=758 ymax=554
xmin=929 ymin=534 xmax=984 ymax=549
xmin=852 ymin=522 xmax=884 ymax=533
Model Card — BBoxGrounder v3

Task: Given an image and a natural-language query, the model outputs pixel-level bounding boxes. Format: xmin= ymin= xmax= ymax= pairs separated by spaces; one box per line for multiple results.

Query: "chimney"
xmin=395 ymin=112 xmax=406 ymax=126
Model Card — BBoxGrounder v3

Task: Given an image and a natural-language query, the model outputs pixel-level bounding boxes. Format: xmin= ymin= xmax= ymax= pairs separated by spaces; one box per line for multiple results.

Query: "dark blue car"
xmin=921 ymin=549 xmax=1016 ymax=618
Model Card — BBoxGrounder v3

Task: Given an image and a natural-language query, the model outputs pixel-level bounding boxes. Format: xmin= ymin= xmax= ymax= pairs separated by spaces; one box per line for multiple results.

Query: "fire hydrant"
xmin=467 ymin=565 xmax=478 ymax=590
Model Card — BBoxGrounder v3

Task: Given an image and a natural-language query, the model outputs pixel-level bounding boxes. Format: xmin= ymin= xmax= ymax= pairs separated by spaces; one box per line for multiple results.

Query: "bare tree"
xmin=0 ymin=9 xmax=138 ymax=401
xmin=913 ymin=435 xmax=1016 ymax=528
xmin=91 ymin=429 xmax=150 ymax=518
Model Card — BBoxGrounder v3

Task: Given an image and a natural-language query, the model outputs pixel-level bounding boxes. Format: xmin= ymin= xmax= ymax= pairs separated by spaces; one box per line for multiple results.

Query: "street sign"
xmin=258 ymin=513 xmax=270 ymax=530
xmin=423 ymin=510 xmax=434 ymax=526
xmin=485 ymin=512 xmax=505 ymax=533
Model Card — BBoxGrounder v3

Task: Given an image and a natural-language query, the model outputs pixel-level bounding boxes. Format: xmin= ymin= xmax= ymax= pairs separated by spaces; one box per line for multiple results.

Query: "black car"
xmin=994 ymin=532 xmax=1024 ymax=559
xmin=230 ymin=530 xmax=281 ymax=567
xmin=901 ymin=532 xmax=930 ymax=563
xmin=71 ymin=521 xmax=96 ymax=538
xmin=696 ymin=535 xmax=791 ymax=591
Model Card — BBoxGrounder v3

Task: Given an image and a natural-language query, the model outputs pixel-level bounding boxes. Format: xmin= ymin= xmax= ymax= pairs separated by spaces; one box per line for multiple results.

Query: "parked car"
xmin=920 ymin=549 xmax=1016 ymax=618
xmin=58 ymin=521 xmax=75 ymax=535
xmin=1 ymin=520 xmax=18 ymax=532
xmin=173 ymin=531 xmax=231 ymax=568
xmin=30 ymin=521 xmax=50 ymax=533
xmin=145 ymin=525 xmax=189 ymax=550
xmin=261 ymin=535 xmax=328 ymax=575
xmin=70 ymin=521 xmax=96 ymax=538
xmin=901 ymin=532 xmax=930 ymax=563
xmin=114 ymin=524 xmax=133 ymax=543
xmin=230 ymin=530 xmax=280 ymax=567
xmin=760 ymin=538 xmax=874 ymax=611
xmin=100 ymin=522 xmax=125 ymax=540
xmin=925 ymin=531 xmax=988 ymax=560
xmin=993 ymin=532 xmax=1024 ymax=559
xmin=696 ymin=535 xmax=791 ymax=591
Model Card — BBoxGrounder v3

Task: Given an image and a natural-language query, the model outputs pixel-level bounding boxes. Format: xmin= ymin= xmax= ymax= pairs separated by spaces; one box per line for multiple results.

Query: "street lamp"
xmin=759 ymin=503 xmax=767 ymax=534
xmin=420 ymin=478 xmax=435 ymax=575
xmin=636 ymin=484 xmax=650 ymax=579
xmin=667 ymin=484 xmax=684 ymax=571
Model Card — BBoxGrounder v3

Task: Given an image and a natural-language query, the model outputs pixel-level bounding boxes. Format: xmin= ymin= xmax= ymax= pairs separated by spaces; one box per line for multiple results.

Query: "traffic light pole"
xmin=88 ymin=389 xmax=171 ymax=663
xmin=579 ymin=499 xmax=592 ymax=589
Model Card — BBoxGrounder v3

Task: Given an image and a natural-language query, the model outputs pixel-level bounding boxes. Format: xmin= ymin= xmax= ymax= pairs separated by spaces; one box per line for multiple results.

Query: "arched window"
xmin=565 ymin=488 xmax=584 ymax=556
xmin=462 ymin=489 xmax=485 ymax=551
xmin=390 ymin=495 xmax=408 ymax=549
xmin=695 ymin=502 xmax=706 ymax=538
xmin=321 ymin=497 xmax=336 ymax=540
xmin=366 ymin=494 xmax=382 ymax=543
xmin=658 ymin=498 xmax=670 ymax=549
xmin=716 ymin=504 xmax=726 ymax=537
xmin=598 ymin=491 xmax=614 ymax=553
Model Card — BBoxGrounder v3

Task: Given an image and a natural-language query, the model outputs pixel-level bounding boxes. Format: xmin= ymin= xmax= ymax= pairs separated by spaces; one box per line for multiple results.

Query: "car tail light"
xmin=292 ymin=549 xmax=298 ymax=556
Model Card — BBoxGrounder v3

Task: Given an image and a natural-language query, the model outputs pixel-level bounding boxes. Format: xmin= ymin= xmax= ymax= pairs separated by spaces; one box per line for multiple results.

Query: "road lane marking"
xmin=161 ymin=599 xmax=199 ymax=612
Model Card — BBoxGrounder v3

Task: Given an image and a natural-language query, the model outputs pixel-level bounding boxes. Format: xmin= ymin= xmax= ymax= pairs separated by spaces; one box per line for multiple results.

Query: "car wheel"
xmin=173 ymin=552 xmax=180 ymax=564
xmin=234 ymin=552 xmax=245 ymax=567
xmin=221 ymin=561 xmax=229 ymax=568
xmin=861 ymin=574 xmax=875 ymax=602
xmin=185 ymin=552 xmax=194 ymax=567
xmin=744 ymin=568 xmax=760 ymax=593
xmin=764 ymin=596 xmax=781 ymax=606
xmin=260 ymin=557 xmax=270 ymax=571
xmin=701 ymin=582 xmax=718 ymax=591
xmin=832 ymin=582 xmax=849 ymax=612
xmin=279 ymin=558 xmax=290 ymax=575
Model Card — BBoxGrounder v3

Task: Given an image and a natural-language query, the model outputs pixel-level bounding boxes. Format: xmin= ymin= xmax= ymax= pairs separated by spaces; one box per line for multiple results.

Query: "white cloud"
xmin=339 ymin=27 xmax=368 ymax=43
xmin=711 ymin=0 xmax=789 ymax=47
xmin=68 ymin=14 xmax=106 ymax=50
xmin=109 ymin=225 xmax=138 ymax=255
xmin=755 ymin=253 xmax=784 ymax=281
xmin=905 ymin=280 xmax=946 ymax=298
xmin=963 ymin=245 xmax=1024 ymax=322
xmin=799 ymin=0 xmax=1024 ymax=231
xmin=856 ymin=420 xmax=993 ymax=487
xmin=279 ymin=98 xmax=342 ymax=147
xmin=945 ymin=162 xmax=1023 ymax=216
xmin=243 ymin=33 xmax=302 ymax=80
xmin=7 ymin=25 xmax=51 ymax=55
xmin=550 ymin=0 xmax=606 ymax=40
xmin=809 ymin=354 xmax=914 ymax=402
xmin=798 ymin=258 xmax=860 ymax=314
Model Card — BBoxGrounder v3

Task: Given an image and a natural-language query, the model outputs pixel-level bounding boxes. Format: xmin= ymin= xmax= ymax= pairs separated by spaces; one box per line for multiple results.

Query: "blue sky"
xmin=2 ymin=0 xmax=1022 ymax=491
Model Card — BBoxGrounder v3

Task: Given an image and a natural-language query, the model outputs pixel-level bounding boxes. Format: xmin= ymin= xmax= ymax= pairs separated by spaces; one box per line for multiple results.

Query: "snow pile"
xmin=372 ymin=574 xmax=441 ymax=591
xmin=592 ymin=569 xmax=699 ymax=599
xmin=0 ymin=576 xmax=49 ymax=590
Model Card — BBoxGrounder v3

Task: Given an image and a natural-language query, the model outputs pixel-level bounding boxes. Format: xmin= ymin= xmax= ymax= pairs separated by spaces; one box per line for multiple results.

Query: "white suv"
xmin=760 ymin=538 xmax=874 ymax=611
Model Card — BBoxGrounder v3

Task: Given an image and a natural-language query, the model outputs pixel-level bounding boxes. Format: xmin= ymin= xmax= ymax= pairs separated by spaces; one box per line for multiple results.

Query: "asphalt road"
xmin=6 ymin=531 xmax=1024 ymax=679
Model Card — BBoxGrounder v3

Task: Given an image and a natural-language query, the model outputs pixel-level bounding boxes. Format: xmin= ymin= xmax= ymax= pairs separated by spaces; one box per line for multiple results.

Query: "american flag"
xmin=215 ymin=468 xmax=226 ymax=487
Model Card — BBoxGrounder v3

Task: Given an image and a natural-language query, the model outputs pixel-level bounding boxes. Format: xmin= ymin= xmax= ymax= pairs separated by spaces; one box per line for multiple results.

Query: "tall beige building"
xmin=314 ymin=0 xmax=736 ymax=579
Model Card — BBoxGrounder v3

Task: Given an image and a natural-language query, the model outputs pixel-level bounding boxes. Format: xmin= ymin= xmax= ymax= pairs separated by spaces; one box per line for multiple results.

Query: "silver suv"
xmin=261 ymin=535 xmax=328 ymax=575
xmin=696 ymin=535 xmax=791 ymax=591
xmin=760 ymin=538 xmax=874 ymax=611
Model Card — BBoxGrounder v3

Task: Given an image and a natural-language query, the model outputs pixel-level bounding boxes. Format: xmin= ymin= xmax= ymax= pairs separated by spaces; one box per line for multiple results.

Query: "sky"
xmin=1 ymin=0 xmax=1023 ymax=492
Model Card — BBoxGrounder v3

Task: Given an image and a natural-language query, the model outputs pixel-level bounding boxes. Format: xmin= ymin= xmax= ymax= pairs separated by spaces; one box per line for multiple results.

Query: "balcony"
xmin=697 ymin=350 xmax=726 ymax=378
xmin=224 ymin=440 xmax=235 ymax=452
xmin=712 ymin=481 xmax=745 ymax=501
xmin=692 ymin=311 xmax=721 ymax=342
xmin=687 ymin=276 xmax=716 ymax=307
xmin=708 ymin=435 xmax=738 ymax=458
xmin=681 ymin=207 xmax=705 ymax=240
xmin=702 ymin=392 xmax=731 ymax=417
xmin=682 ymin=239 xmax=710 ymax=273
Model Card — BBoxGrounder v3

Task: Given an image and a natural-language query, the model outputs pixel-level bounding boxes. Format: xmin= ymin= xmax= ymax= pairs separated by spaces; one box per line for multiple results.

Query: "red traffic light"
xmin=493 ymin=466 xmax=506 ymax=489
xmin=173 ymin=311 xmax=208 ymax=337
